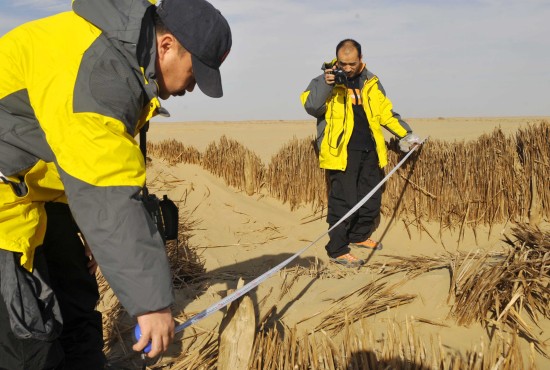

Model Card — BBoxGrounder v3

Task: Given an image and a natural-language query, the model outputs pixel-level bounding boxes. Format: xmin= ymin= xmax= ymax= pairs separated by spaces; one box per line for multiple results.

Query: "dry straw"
xmin=266 ymin=136 xmax=327 ymax=211
xmin=165 ymin=214 xmax=205 ymax=289
xmin=202 ymin=135 xmax=265 ymax=195
xmin=246 ymin=318 xmax=533 ymax=370
xmin=145 ymin=316 xmax=534 ymax=369
xmin=99 ymin=218 xmax=547 ymax=369
xmin=448 ymin=224 xmax=550 ymax=356
xmin=315 ymin=280 xmax=416 ymax=334
xmin=382 ymin=121 xmax=549 ymax=232
xmin=147 ymin=139 xmax=202 ymax=165
xmin=110 ymin=122 xmax=550 ymax=368
xmin=148 ymin=120 xmax=548 ymax=231
xmin=365 ymin=224 xmax=550 ymax=357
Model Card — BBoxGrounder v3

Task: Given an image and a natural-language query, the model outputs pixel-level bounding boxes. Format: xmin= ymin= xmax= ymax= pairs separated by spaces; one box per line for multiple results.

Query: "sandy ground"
xmin=142 ymin=116 xmax=549 ymax=368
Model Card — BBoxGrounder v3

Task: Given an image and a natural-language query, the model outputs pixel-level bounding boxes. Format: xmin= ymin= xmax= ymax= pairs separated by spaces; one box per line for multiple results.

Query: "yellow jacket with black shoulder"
xmin=300 ymin=68 xmax=411 ymax=170
xmin=0 ymin=0 xmax=173 ymax=316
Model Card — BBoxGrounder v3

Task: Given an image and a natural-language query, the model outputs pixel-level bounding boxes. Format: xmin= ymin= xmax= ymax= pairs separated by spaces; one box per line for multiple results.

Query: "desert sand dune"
xmin=104 ymin=117 xmax=549 ymax=369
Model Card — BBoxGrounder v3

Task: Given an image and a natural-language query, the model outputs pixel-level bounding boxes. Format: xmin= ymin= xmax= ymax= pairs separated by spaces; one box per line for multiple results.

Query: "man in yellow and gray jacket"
xmin=0 ymin=0 xmax=231 ymax=368
xmin=301 ymin=39 xmax=421 ymax=267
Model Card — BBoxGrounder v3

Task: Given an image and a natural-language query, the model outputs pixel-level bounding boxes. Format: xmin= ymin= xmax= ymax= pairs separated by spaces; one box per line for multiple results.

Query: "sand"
xmin=140 ymin=116 xmax=549 ymax=368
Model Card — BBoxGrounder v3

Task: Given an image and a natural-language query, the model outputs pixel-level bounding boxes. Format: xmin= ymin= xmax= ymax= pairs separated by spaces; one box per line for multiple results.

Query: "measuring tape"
xmin=135 ymin=140 xmax=425 ymax=353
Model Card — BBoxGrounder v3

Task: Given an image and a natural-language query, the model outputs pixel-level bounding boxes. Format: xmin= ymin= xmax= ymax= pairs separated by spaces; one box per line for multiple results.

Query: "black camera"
xmin=331 ymin=68 xmax=347 ymax=85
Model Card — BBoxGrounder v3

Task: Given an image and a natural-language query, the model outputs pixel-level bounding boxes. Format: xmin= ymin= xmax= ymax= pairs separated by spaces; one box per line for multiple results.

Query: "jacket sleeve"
xmin=55 ymin=107 xmax=173 ymax=315
xmin=375 ymin=80 xmax=412 ymax=138
xmin=40 ymin=104 xmax=174 ymax=317
xmin=300 ymin=74 xmax=333 ymax=118
xmin=50 ymin=111 xmax=173 ymax=317
xmin=45 ymin=79 xmax=174 ymax=317
xmin=59 ymin=164 xmax=174 ymax=317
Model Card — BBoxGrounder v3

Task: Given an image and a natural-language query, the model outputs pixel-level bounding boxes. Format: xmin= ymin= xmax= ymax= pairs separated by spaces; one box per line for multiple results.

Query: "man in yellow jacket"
xmin=301 ymin=39 xmax=421 ymax=267
xmin=0 ymin=0 xmax=231 ymax=368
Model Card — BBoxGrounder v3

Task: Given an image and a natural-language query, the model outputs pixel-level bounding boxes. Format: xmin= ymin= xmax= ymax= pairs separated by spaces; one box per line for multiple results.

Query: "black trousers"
xmin=0 ymin=203 xmax=105 ymax=370
xmin=325 ymin=150 xmax=383 ymax=258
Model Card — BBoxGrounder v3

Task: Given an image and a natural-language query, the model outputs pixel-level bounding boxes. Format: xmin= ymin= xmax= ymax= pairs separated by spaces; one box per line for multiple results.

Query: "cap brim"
xmin=192 ymin=55 xmax=223 ymax=98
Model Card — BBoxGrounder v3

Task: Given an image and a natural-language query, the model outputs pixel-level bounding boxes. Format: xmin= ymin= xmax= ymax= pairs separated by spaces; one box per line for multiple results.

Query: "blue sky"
xmin=1 ymin=0 xmax=549 ymax=122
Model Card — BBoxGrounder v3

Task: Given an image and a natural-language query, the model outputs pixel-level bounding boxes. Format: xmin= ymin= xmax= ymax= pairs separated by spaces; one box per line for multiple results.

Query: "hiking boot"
xmin=329 ymin=253 xmax=365 ymax=267
xmin=350 ymin=238 xmax=383 ymax=251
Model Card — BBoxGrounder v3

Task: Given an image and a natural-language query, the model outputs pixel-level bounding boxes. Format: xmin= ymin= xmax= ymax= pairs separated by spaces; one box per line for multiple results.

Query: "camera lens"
xmin=334 ymin=69 xmax=347 ymax=85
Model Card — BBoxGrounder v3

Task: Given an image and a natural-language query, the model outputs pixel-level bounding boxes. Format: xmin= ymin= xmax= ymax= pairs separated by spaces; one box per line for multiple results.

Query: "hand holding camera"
xmin=331 ymin=68 xmax=347 ymax=85
xmin=323 ymin=62 xmax=347 ymax=86
xmin=325 ymin=67 xmax=347 ymax=86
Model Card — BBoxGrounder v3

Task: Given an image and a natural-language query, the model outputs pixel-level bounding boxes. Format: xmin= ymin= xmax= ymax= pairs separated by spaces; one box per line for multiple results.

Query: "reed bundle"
xmin=266 ymin=136 xmax=327 ymax=210
xmin=156 ymin=331 xmax=218 ymax=370
xmin=202 ymin=135 xmax=265 ymax=194
xmin=448 ymin=224 xmax=550 ymax=355
xmin=382 ymin=121 xmax=550 ymax=231
xmin=246 ymin=318 xmax=532 ymax=370
xmin=147 ymin=139 xmax=202 ymax=165
xmin=364 ymin=224 xmax=549 ymax=356
xmin=360 ymin=224 xmax=550 ymax=356
xmin=145 ymin=311 xmax=534 ymax=369
xmin=165 ymin=215 xmax=205 ymax=289
xmin=515 ymin=123 xmax=550 ymax=223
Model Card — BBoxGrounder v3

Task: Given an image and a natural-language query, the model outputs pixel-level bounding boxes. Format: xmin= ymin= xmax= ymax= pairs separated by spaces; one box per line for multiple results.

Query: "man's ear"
xmin=157 ymin=33 xmax=177 ymax=60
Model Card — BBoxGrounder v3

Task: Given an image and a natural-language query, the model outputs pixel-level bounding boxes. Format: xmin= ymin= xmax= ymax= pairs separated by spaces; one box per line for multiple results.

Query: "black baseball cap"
xmin=157 ymin=0 xmax=232 ymax=98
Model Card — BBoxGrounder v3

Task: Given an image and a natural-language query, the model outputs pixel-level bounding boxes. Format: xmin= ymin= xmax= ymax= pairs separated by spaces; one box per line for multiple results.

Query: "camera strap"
xmin=139 ymin=122 xmax=149 ymax=180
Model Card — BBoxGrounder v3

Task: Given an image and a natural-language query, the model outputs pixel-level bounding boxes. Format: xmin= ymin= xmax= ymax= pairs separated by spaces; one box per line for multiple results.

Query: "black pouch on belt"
xmin=159 ymin=195 xmax=179 ymax=241
xmin=141 ymin=188 xmax=179 ymax=244
xmin=0 ymin=248 xmax=63 ymax=341
xmin=142 ymin=192 xmax=167 ymax=243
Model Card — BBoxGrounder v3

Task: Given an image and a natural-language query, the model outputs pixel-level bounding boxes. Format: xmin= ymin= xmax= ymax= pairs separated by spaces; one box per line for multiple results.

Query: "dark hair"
xmin=153 ymin=12 xmax=170 ymax=35
xmin=336 ymin=39 xmax=362 ymax=57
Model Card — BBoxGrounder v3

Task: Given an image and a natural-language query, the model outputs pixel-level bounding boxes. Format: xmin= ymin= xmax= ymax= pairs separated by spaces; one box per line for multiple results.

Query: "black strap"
xmin=1 ymin=175 xmax=28 ymax=197
xmin=139 ymin=121 xmax=149 ymax=161
xmin=140 ymin=122 xmax=150 ymax=196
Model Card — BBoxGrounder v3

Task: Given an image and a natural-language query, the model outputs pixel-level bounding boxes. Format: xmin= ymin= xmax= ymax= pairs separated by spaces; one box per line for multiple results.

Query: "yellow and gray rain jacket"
xmin=0 ymin=0 xmax=173 ymax=316
xmin=300 ymin=68 xmax=412 ymax=171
